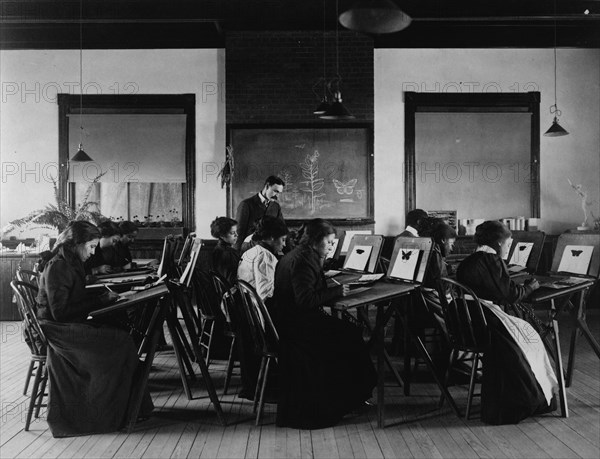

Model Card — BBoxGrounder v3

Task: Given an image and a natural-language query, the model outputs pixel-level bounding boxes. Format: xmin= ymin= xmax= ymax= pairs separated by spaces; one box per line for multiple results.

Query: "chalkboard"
xmin=228 ymin=125 xmax=373 ymax=222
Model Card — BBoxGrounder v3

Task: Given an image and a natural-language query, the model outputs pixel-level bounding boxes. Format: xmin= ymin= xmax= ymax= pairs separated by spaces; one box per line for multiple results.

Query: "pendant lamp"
xmin=339 ymin=0 xmax=412 ymax=34
xmin=314 ymin=0 xmax=331 ymax=115
xmin=72 ymin=0 xmax=93 ymax=161
xmin=320 ymin=0 xmax=355 ymax=120
xmin=544 ymin=0 xmax=569 ymax=137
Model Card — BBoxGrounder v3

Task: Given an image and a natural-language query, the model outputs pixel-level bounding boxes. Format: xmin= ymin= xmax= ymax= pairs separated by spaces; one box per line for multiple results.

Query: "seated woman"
xmin=36 ymin=221 xmax=152 ymax=437
xmin=234 ymin=216 xmax=287 ymax=400
xmin=273 ymin=219 xmax=377 ymax=429
xmin=456 ymin=220 xmax=557 ymax=424
xmin=85 ymin=220 xmax=121 ymax=275
xmin=237 ymin=215 xmax=287 ymax=305
xmin=210 ymin=216 xmax=240 ymax=286
xmin=110 ymin=220 xmax=138 ymax=269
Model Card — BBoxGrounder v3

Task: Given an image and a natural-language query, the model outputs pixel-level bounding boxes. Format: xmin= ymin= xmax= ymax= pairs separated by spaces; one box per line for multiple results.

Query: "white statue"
xmin=568 ymin=179 xmax=594 ymax=230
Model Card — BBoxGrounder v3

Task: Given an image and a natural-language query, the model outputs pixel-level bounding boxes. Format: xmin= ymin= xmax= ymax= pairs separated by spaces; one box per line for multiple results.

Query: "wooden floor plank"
xmin=0 ymin=315 xmax=598 ymax=459
xmin=311 ymin=427 xmax=339 ymax=459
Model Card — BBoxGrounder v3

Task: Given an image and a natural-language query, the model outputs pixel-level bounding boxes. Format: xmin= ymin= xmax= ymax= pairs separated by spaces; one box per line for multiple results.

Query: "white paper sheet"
xmin=389 ymin=248 xmax=420 ymax=281
xmin=509 ymin=242 xmax=534 ymax=267
xmin=340 ymin=230 xmax=372 ymax=253
xmin=557 ymin=245 xmax=594 ymax=275
xmin=326 ymin=238 xmax=339 ymax=259
xmin=344 ymin=245 xmax=372 ymax=272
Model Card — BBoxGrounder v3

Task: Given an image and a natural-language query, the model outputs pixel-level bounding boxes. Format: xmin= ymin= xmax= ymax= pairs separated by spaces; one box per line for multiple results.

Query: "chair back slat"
xmin=209 ymin=271 xmax=234 ymax=325
xmin=10 ymin=281 xmax=47 ymax=356
xmin=237 ymin=280 xmax=279 ymax=356
xmin=16 ymin=268 xmax=40 ymax=287
xmin=436 ymin=277 xmax=488 ymax=352
xmin=191 ymin=270 xmax=222 ymax=319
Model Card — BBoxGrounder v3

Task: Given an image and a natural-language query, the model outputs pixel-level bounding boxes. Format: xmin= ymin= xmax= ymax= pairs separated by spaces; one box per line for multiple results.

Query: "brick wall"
xmin=226 ymin=31 xmax=374 ymax=123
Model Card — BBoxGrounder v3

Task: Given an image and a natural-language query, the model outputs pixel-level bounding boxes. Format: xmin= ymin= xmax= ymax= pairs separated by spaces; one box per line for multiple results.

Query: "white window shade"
xmin=68 ymin=114 xmax=187 ymax=183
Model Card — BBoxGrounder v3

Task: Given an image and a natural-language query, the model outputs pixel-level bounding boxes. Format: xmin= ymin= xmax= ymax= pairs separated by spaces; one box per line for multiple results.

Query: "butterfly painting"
xmin=333 ymin=179 xmax=357 ymax=195
xmin=390 ymin=248 xmax=420 ymax=281
xmin=558 ymin=245 xmax=594 ymax=275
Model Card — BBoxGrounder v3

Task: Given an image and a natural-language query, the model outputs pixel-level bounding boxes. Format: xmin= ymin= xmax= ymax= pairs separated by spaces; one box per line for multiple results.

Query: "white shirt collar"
xmin=476 ymin=245 xmax=497 ymax=255
xmin=257 ymin=192 xmax=268 ymax=205
xmin=405 ymin=225 xmax=419 ymax=237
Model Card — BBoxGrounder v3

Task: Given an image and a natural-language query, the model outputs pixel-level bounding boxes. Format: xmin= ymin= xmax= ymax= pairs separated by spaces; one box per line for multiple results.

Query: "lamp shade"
xmin=313 ymin=98 xmax=331 ymax=115
xmin=543 ymin=117 xmax=569 ymax=137
xmin=339 ymin=0 xmax=412 ymax=34
xmin=319 ymin=92 xmax=355 ymax=120
xmin=71 ymin=144 xmax=93 ymax=162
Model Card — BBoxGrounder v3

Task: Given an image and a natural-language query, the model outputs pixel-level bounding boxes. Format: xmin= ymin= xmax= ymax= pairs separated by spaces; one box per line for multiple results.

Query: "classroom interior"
xmin=1 ymin=1 xmax=599 ymax=458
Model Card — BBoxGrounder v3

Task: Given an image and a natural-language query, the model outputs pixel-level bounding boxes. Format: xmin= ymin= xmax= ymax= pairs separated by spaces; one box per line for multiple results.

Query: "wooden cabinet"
xmin=0 ymin=254 xmax=37 ymax=320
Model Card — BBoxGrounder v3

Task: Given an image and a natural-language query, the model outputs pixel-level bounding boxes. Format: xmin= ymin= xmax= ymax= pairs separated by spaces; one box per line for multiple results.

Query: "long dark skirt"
xmin=481 ymin=311 xmax=556 ymax=425
xmin=40 ymin=320 xmax=153 ymax=437
xmin=276 ymin=310 xmax=377 ymax=429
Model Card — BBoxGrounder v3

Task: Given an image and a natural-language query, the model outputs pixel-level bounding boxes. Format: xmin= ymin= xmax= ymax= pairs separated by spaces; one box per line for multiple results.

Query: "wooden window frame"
xmin=57 ymin=94 xmax=196 ymax=231
xmin=404 ymin=91 xmax=541 ymax=218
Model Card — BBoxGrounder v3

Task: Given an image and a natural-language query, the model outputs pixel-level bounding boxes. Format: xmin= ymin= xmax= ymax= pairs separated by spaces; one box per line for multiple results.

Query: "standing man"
xmin=235 ymin=175 xmax=285 ymax=251
xmin=398 ymin=208 xmax=429 ymax=237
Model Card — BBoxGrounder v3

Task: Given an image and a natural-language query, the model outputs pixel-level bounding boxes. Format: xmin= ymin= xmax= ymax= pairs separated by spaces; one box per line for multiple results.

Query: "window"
xmin=58 ymin=94 xmax=195 ymax=229
xmin=404 ymin=92 xmax=540 ymax=219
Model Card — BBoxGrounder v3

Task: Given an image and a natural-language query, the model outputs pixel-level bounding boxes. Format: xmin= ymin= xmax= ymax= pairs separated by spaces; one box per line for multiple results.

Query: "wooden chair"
xmin=237 ymin=280 xmax=279 ymax=426
xmin=210 ymin=271 xmax=238 ymax=395
xmin=10 ymin=281 xmax=48 ymax=431
xmin=15 ymin=268 xmax=40 ymax=287
xmin=436 ymin=277 xmax=490 ymax=419
xmin=191 ymin=270 xmax=224 ymax=366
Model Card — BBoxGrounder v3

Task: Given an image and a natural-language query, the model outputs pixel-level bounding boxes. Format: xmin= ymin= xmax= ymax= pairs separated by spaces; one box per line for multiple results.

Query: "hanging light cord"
xmin=335 ymin=0 xmax=340 ymax=81
xmin=322 ymin=0 xmax=326 ymax=90
xmin=79 ymin=0 xmax=84 ymax=145
xmin=551 ymin=0 xmax=561 ymax=117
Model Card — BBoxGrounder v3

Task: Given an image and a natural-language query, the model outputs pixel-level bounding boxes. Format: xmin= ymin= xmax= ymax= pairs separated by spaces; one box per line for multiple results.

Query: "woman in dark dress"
xmin=210 ymin=216 xmax=240 ymax=286
xmin=456 ymin=220 xmax=557 ymax=424
xmin=273 ymin=219 xmax=377 ymax=429
xmin=37 ymin=221 xmax=153 ymax=437
xmin=85 ymin=220 xmax=121 ymax=275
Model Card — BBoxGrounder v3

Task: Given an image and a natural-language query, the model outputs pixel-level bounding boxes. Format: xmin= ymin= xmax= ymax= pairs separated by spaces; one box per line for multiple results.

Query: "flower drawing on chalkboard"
xmin=300 ymin=150 xmax=326 ymax=214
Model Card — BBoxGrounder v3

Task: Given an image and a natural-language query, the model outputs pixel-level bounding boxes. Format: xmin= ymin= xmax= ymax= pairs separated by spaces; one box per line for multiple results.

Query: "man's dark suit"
xmin=234 ymin=194 xmax=284 ymax=251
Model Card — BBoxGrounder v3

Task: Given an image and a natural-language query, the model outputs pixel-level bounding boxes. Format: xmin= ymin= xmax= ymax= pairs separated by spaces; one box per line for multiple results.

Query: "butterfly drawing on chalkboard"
xmin=333 ymin=179 xmax=357 ymax=195
xmin=355 ymin=249 xmax=365 ymax=255
xmin=571 ymin=250 xmax=583 ymax=257
xmin=401 ymin=250 xmax=413 ymax=261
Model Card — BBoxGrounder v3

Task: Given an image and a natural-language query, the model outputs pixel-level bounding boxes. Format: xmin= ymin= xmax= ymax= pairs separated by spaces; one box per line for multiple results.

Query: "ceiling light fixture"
xmin=313 ymin=0 xmax=330 ymax=115
xmin=320 ymin=0 xmax=355 ymax=120
xmin=72 ymin=0 xmax=93 ymax=161
xmin=544 ymin=0 xmax=569 ymax=137
xmin=339 ymin=0 xmax=412 ymax=34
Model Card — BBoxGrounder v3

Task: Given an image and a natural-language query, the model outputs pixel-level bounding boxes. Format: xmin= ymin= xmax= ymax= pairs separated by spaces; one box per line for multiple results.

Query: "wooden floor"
xmin=1 ymin=311 xmax=598 ymax=459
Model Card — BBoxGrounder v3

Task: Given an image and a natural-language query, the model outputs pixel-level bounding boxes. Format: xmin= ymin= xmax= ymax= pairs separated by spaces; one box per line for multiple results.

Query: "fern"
xmin=9 ymin=172 xmax=107 ymax=233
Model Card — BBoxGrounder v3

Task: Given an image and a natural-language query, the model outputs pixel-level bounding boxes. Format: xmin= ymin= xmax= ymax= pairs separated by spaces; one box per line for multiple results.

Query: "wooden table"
xmin=89 ymin=284 xmax=171 ymax=432
xmin=330 ymin=280 xmax=459 ymax=427
xmin=526 ymin=277 xmax=597 ymax=418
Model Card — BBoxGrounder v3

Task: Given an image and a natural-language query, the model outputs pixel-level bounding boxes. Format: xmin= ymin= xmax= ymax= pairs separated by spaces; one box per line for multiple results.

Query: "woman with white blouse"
xmin=237 ymin=215 xmax=288 ymax=305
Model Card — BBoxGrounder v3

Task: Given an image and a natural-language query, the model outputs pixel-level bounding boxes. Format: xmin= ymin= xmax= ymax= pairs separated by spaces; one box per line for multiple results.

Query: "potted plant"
xmin=9 ymin=173 xmax=106 ymax=235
